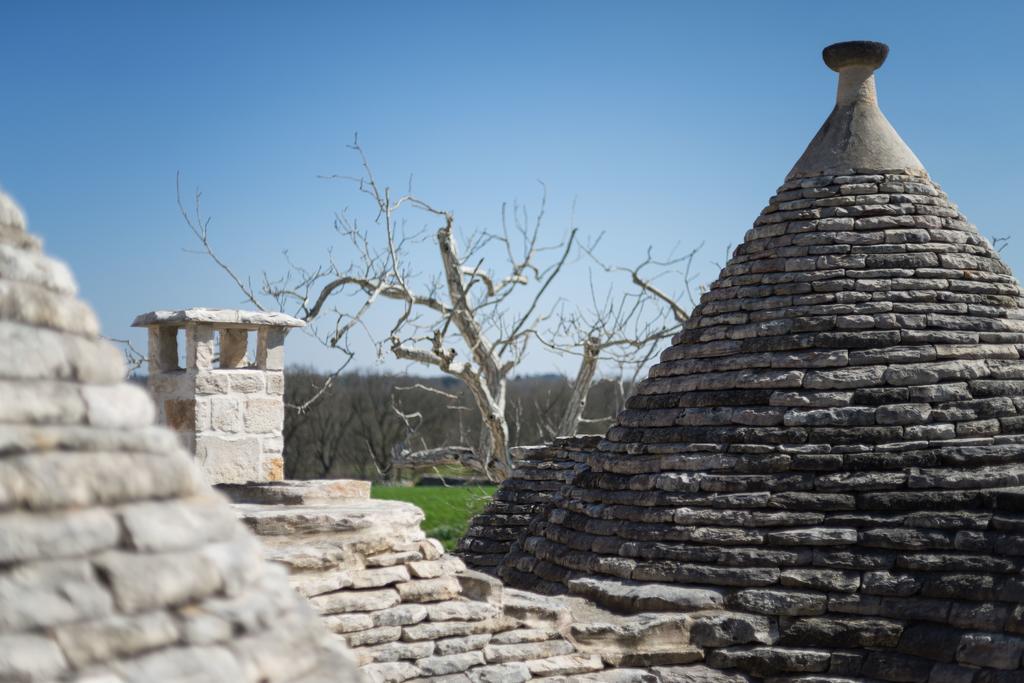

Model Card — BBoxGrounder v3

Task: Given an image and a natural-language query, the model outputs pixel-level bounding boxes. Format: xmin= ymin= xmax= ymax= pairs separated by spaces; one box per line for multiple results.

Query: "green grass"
xmin=372 ymin=485 xmax=497 ymax=551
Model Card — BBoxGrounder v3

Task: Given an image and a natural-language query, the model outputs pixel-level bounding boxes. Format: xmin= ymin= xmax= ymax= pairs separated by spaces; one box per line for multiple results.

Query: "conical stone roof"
xmin=0 ymin=192 xmax=357 ymax=681
xmin=502 ymin=42 xmax=1024 ymax=679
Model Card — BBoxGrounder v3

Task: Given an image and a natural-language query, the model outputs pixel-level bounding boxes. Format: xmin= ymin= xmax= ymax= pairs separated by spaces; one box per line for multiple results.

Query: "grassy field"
xmin=372 ymin=485 xmax=497 ymax=550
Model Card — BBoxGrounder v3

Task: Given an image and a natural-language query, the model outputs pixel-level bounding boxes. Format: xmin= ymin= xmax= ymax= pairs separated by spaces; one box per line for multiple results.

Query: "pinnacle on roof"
xmin=788 ymin=40 xmax=924 ymax=180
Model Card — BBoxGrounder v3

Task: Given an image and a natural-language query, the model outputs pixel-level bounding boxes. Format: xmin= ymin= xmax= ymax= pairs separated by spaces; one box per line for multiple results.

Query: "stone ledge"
xmin=219 ymin=479 xmax=371 ymax=505
xmin=132 ymin=307 xmax=305 ymax=328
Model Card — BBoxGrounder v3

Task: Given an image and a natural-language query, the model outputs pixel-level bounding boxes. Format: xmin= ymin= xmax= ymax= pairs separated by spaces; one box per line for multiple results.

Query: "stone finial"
xmin=132 ymin=308 xmax=304 ymax=484
xmin=787 ymin=40 xmax=924 ymax=179
xmin=822 ymin=40 xmax=888 ymax=72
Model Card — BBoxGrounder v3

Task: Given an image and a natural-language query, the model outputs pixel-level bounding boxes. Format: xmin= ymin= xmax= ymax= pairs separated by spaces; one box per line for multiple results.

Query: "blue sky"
xmin=4 ymin=2 xmax=1023 ymax=375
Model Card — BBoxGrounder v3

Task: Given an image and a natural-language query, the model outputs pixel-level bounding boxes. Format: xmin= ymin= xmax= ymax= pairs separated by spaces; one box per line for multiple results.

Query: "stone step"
xmin=538 ymin=668 xmax=658 ymax=682
xmin=501 ymin=588 xmax=572 ymax=629
xmin=649 ymin=665 xmax=752 ymax=682
xmin=526 ymin=653 xmax=604 ymax=677
xmin=567 ymin=577 xmax=725 ymax=614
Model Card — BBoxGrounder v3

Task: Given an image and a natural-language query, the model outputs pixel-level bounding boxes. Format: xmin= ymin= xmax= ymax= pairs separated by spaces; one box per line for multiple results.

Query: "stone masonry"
xmin=132 ymin=308 xmax=303 ymax=484
xmin=458 ymin=437 xmax=597 ymax=573
xmin=225 ymin=479 xmax=773 ymax=683
xmin=0 ymin=191 xmax=359 ymax=681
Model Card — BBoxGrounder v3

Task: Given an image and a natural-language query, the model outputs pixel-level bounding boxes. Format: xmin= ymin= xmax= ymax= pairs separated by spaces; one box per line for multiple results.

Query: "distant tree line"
xmin=283 ymin=367 xmax=629 ymax=481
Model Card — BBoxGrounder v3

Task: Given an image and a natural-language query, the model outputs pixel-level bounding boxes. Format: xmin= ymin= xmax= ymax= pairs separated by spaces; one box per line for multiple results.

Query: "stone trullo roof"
xmin=499 ymin=41 xmax=1024 ymax=680
xmin=0 ymin=192 xmax=358 ymax=681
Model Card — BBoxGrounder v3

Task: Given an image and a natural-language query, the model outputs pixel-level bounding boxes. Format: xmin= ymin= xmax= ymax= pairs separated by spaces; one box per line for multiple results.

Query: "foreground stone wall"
xmin=0 ymin=191 xmax=357 ymax=682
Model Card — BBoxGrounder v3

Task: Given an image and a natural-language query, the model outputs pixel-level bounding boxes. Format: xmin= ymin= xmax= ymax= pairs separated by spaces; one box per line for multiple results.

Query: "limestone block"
xmin=195 ymin=435 xmax=261 ymax=485
xmin=372 ymin=604 xmax=429 ymax=628
xmin=0 ymin=558 xmax=114 ymax=632
xmin=468 ymin=662 xmax=532 ymax=683
xmin=526 ymin=654 xmax=603 ymax=677
xmin=94 ymin=549 xmax=222 ymax=613
xmin=195 ymin=396 xmax=211 ymax=431
xmin=219 ymin=328 xmax=249 ymax=368
xmin=109 ymin=644 xmax=245 ymax=682
xmin=0 ymin=633 xmax=69 ymax=681
xmin=403 ymin=619 xmax=496 ymax=642
xmin=82 ymin=384 xmax=155 ymax=428
xmin=244 ymin=398 xmax=284 ymax=433
xmin=483 ymin=639 xmax=575 ymax=664
xmin=651 ymin=665 xmax=752 ymax=682
xmin=568 ymin=577 xmax=724 ymax=613
xmin=186 ymin=324 xmax=215 ymax=370
xmin=433 ymin=633 xmax=490 ymax=656
xmin=194 ymin=371 xmax=229 ymax=395
xmin=309 ymin=588 xmax=400 ymax=615
xmin=149 ymin=326 xmax=179 ymax=373
xmin=689 ymin=612 xmax=776 ymax=647
xmin=415 ymin=650 xmax=485 ymax=676
xmin=357 ymin=640 xmax=434 ymax=665
xmin=0 ymin=508 xmax=121 ymax=563
xmin=260 ymin=434 xmax=284 ymax=457
xmin=163 ymin=399 xmax=195 ymax=432
xmin=322 ymin=613 xmax=373 ymax=634
xmin=227 ymin=370 xmax=264 ymax=393
xmin=54 ymin=611 xmax=180 ymax=668
xmin=262 ymin=454 xmax=284 ymax=481
xmin=210 ymin=396 xmax=243 ymax=432
xmin=360 ymin=661 xmax=420 ymax=683
xmin=218 ymin=479 xmax=371 ymax=505
xmin=265 ymin=370 xmax=285 ymax=395
xmin=0 ymin=379 xmax=87 ymax=425
xmin=726 ymin=589 xmax=827 ymax=616
xmin=291 ymin=572 xmax=352 ymax=599
xmin=490 ymin=628 xmax=556 ymax=645
xmin=0 ymin=450 xmax=201 ymax=509
xmin=395 ymin=576 xmax=462 ymax=603
xmin=257 ymin=327 xmax=288 ymax=370
xmin=343 ymin=565 xmax=411 ymax=589
xmin=118 ymin=496 xmax=238 ymax=553
xmin=425 ymin=601 xmax=499 ymax=622
xmin=236 ymin=500 xmax=423 ymax=536
xmin=347 ymin=625 xmax=401 ymax=648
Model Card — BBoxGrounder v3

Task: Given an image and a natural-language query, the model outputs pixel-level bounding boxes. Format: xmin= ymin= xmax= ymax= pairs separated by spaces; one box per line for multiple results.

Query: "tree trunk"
xmin=556 ymin=337 xmax=601 ymax=437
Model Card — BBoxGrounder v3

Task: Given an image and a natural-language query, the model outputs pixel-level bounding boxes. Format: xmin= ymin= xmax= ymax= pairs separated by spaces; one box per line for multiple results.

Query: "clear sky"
xmin=4 ymin=1 xmax=1023 ymax=376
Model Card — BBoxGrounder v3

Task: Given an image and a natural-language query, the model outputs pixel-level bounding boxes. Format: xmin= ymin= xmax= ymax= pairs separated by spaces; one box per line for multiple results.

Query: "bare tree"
xmin=181 ymin=142 xmax=706 ymax=480
xmin=183 ymin=140 xmax=577 ymax=481
xmin=541 ymin=241 xmax=704 ymax=437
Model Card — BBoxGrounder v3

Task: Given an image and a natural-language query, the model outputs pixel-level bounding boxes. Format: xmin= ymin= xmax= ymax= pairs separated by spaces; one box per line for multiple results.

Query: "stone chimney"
xmin=132 ymin=308 xmax=304 ymax=484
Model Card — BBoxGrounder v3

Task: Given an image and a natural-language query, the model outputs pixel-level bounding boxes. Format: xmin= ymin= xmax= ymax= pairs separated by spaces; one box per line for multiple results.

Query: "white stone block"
xmin=219 ymin=329 xmax=249 ymax=368
xmin=256 ymin=328 xmax=287 ymax=370
xmin=244 ymin=399 xmax=283 ymax=433
xmin=210 ymin=397 xmax=243 ymax=433
xmin=196 ymin=435 xmax=261 ymax=485
xmin=264 ymin=371 xmax=284 ymax=396
xmin=186 ymin=324 xmax=215 ymax=370
xmin=194 ymin=371 xmax=229 ymax=395
xmin=226 ymin=370 xmax=264 ymax=394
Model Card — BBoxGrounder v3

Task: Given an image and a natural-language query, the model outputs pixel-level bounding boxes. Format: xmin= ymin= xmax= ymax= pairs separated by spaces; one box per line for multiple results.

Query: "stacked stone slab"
xmin=0 ymin=192 xmax=358 ymax=681
xmin=132 ymin=308 xmax=302 ymax=484
xmin=225 ymin=480 xmax=616 ymax=682
xmin=458 ymin=436 xmax=597 ymax=572
xmin=498 ymin=42 xmax=1024 ymax=681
